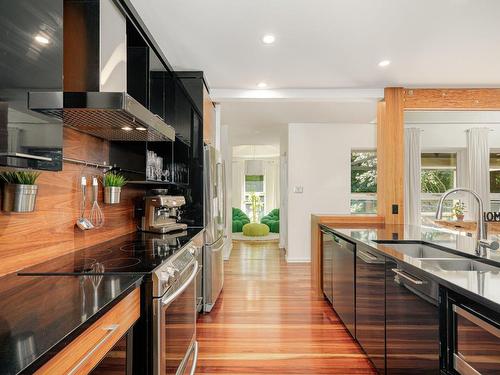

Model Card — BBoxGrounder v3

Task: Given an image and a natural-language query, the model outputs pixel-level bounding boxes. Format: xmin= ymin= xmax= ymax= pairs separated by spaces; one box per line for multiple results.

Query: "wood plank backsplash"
xmin=0 ymin=128 xmax=144 ymax=276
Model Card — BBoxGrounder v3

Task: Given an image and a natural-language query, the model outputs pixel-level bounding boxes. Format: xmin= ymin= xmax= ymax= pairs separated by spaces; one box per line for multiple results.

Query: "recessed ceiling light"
xmin=257 ymin=82 xmax=267 ymax=89
xmin=34 ymin=34 xmax=49 ymax=45
xmin=262 ymin=34 xmax=276 ymax=45
xmin=121 ymin=126 xmax=133 ymax=131
xmin=136 ymin=127 xmax=147 ymax=131
xmin=378 ymin=59 xmax=391 ymax=67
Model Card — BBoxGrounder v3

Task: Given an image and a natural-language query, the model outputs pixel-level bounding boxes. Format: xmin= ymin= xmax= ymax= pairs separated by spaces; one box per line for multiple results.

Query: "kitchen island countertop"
xmin=321 ymin=223 xmax=500 ymax=312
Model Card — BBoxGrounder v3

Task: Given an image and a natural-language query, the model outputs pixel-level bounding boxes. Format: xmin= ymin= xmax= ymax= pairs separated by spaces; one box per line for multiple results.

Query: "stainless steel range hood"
xmin=28 ymin=91 xmax=175 ymax=142
xmin=28 ymin=0 xmax=175 ymax=142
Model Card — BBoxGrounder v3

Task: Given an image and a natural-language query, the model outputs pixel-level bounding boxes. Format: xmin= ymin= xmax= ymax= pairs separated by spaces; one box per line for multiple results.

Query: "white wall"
xmin=287 ymin=123 xmax=376 ymax=262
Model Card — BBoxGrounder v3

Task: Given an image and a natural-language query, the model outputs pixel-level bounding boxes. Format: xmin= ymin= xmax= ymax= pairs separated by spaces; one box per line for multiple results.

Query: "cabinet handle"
xmin=453 ymin=305 xmax=500 ymax=338
xmin=0 ymin=152 xmax=53 ymax=161
xmin=392 ymin=268 xmax=425 ymax=285
xmin=67 ymin=324 xmax=119 ymax=375
xmin=189 ymin=341 xmax=199 ymax=375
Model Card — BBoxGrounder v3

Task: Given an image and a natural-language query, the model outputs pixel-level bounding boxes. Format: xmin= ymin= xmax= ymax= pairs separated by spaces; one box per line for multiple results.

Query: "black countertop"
xmin=0 ymin=273 xmax=143 ymax=375
xmin=19 ymin=228 xmax=205 ymax=275
xmin=321 ymin=223 xmax=500 ymax=312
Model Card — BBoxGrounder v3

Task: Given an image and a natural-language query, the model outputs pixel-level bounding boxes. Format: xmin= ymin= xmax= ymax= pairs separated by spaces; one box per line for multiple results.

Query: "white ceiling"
xmin=131 ymin=0 xmax=500 ymax=89
xmin=221 ymin=101 xmax=377 ymax=145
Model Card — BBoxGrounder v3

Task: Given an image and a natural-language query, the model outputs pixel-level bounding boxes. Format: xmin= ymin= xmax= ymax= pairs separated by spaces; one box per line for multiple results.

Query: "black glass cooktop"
xmin=19 ymin=228 xmax=203 ymax=275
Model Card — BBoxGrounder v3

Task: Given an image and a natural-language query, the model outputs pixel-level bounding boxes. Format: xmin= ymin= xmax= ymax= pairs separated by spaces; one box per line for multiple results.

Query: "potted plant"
xmin=452 ymin=200 xmax=466 ymax=221
xmin=102 ymin=172 xmax=127 ymax=204
xmin=0 ymin=170 xmax=41 ymax=212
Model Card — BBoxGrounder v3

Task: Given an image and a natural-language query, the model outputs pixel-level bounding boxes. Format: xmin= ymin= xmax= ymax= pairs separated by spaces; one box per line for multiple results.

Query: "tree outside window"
xmin=350 ymin=151 xmax=377 ymax=214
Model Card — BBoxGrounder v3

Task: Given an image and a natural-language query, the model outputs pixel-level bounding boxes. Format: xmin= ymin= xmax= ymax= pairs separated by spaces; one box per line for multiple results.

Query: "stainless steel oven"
xmin=153 ymin=243 xmax=199 ymax=375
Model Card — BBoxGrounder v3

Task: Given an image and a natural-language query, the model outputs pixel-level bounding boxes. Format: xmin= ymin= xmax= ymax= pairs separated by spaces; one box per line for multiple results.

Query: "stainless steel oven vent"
xmin=28 ymin=92 xmax=175 ymax=142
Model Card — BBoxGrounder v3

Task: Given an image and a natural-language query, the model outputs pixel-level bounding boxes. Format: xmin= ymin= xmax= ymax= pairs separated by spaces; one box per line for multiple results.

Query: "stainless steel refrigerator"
xmin=203 ymin=145 xmax=227 ymax=312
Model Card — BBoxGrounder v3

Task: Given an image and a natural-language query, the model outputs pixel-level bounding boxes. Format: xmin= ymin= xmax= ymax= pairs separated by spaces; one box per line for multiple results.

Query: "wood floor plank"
xmin=196 ymin=241 xmax=376 ymax=374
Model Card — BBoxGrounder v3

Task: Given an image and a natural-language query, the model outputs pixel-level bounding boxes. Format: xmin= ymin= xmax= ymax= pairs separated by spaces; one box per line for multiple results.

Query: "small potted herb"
xmin=0 ymin=170 xmax=41 ymax=212
xmin=102 ymin=172 xmax=127 ymax=204
xmin=452 ymin=200 xmax=465 ymax=221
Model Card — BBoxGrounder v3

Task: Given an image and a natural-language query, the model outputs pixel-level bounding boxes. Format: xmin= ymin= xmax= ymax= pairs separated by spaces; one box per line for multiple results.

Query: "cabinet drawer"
xmin=35 ymin=288 xmax=140 ymax=375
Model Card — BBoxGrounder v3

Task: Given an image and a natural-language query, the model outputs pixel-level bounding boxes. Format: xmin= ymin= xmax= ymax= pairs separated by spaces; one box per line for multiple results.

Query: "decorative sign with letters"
xmin=484 ymin=212 xmax=500 ymax=222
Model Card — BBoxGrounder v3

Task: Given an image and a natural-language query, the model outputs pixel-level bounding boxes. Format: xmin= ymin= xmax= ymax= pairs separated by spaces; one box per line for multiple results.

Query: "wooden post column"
xmin=377 ymin=87 xmax=405 ymax=224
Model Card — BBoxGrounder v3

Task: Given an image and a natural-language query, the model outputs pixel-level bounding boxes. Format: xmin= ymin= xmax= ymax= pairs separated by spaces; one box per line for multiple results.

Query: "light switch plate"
xmin=293 ymin=186 xmax=304 ymax=193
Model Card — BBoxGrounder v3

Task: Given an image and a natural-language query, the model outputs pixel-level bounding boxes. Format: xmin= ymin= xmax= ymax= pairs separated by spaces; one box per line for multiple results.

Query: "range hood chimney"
xmin=28 ymin=0 xmax=175 ymax=142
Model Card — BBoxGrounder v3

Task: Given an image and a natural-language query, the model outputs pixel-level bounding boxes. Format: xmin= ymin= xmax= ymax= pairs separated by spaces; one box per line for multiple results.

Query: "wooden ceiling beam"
xmin=403 ymin=88 xmax=500 ymax=110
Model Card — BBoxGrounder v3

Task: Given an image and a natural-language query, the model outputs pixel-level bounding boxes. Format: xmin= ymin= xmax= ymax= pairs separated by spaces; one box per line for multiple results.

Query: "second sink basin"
xmin=374 ymin=242 xmax=462 ymax=259
xmin=419 ymin=259 xmax=500 ymax=272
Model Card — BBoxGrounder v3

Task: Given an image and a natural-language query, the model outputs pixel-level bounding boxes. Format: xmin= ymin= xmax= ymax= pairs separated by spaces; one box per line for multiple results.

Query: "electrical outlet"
xmin=293 ymin=186 xmax=303 ymax=194
xmin=392 ymin=204 xmax=399 ymax=214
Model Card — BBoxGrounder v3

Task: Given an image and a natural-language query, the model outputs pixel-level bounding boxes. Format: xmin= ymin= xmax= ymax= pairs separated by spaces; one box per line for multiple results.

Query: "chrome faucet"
xmin=435 ymin=188 xmax=499 ymax=254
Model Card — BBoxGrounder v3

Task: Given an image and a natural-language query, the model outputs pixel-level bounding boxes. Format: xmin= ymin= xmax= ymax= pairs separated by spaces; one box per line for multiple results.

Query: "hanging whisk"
xmin=89 ymin=176 xmax=105 ymax=228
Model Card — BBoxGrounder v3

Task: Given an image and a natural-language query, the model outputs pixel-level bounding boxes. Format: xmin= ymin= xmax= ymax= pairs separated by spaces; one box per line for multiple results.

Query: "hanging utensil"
xmin=76 ymin=176 xmax=94 ymax=230
xmin=89 ymin=176 xmax=105 ymax=228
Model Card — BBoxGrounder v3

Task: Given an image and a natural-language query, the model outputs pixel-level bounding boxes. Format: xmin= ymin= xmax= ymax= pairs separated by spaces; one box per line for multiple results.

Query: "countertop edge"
xmin=18 ymin=277 xmax=143 ymax=375
xmin=320 ymin=225 xmax=500 ymax=313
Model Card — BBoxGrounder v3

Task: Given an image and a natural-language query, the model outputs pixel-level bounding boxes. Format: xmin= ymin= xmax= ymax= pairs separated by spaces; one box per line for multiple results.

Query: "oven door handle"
xmin=161 ymin=260 xmax=198 ymax=306
xmin=190 ymin=341 xmax=199 ymax=375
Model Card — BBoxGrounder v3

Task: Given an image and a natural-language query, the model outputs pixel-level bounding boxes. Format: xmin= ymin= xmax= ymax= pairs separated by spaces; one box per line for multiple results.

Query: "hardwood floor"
xmin=196 ymin=241 xmax=376 ymax=374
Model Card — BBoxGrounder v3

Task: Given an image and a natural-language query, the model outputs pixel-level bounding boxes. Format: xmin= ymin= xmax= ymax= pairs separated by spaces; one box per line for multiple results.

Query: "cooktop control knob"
xmin=188 ymin=245 xmax=197 ymax=256
xmin=166 ymin=266 xmax=179 ymax=278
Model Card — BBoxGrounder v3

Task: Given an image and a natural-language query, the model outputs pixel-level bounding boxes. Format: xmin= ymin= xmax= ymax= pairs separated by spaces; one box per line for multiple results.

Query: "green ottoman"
xmin=242 ymin=223 xmax=270 ymax=237
xmin=232 ymin=207 xmax=250 ymax=232
xmin=261 ymin=208 xmax=280 ymax=233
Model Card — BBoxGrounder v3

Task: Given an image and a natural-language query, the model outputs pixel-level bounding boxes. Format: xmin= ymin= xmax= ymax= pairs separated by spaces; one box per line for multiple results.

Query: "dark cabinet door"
xmin=0 ymin=0 xmax=63 ymax=170
xmin=332 ymin=235 xmax=355 ymax=337
xmin=355 ymin=245 xmax=385 ymax=374
xmin=385 ymin=259 xmax=440 ymax=374
xmin=90 ymin=332 xmax=132 ymax=375
xmin=174 ymin=84 xmax=192 ymax=145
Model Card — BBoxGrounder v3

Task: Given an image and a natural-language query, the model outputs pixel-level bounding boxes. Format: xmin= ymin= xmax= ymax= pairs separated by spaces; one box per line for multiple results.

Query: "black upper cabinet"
xmin=174 ymin=83 xmax=193 ymax=145
xmin=126 ymin=20 xmax=149 ymax=108
xmin=0 ymin=0 xmax=63 ymax=171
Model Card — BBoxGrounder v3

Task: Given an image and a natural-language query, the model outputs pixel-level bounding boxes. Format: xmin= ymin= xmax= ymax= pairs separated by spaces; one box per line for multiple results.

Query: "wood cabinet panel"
xmin=310 ymin=214 xmax=385 ymax=295
xmin=35 ymin=288 xmax=140 ymax=375
xmin=203 ymin=87 xmax=215 ymax=145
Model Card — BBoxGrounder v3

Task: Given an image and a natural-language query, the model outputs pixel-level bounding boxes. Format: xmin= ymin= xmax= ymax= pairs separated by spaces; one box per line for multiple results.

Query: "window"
xmin=490 ymin=153 xmax=500 ymax=211
xmin=244 ymin=175 xmax=265 ymax=221
xmin=421 ymin=153 xmax=457 ymax=224
xmin=350 ymin=151 xmax=377 ymax=214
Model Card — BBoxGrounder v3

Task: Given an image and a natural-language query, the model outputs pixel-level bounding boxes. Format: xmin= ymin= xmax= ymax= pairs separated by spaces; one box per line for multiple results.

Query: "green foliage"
xmin=0 ymin=170 xmax=40 ymax=185
xmin=351 ymin=152 xmax=377 ymax=193
xmin=102 ymin=172 xmax=127 ymax=187
xmin=452 ymin=201 xmax=465 ymax=216
xmin=421 ymin=169 xmax=454 ymax=193
xmin=249 ymin=192 xmax=263 ymax=223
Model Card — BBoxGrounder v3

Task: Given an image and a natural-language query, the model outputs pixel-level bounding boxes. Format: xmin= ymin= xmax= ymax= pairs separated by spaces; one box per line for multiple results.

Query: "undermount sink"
xmin=374 ymin=242 xmax=462 ymax=259
xmin=419 ymin=259 xmax=500 ymax=272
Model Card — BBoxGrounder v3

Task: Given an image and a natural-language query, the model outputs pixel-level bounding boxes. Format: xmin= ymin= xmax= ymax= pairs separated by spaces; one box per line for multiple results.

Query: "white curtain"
xmin=264 ymin=158 xmax=280 ymax=213
xmin=404 ymin=128 xmax=422 ymax=225
xmin=232 ymin=159 xmax=245 ymax=210
xmin=456 ymin=149 xmax=473 ymax=220
xmin=279 ymin=155 xmax=288 ymax=249
xmin=467 ymin=128 xmax=490 ymax=213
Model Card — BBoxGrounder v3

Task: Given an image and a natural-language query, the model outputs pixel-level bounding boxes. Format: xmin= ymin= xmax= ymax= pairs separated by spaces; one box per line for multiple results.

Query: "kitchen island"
xmin=319 ymin=223 xmax=500 ymax=375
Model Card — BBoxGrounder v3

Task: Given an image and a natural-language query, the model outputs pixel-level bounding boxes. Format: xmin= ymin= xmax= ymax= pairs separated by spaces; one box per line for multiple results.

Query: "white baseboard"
xmin=286 ymin=257 xmax=311 ymax=263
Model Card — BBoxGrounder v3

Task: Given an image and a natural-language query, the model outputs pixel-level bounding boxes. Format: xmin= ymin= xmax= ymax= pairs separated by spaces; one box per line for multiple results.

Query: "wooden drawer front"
xmin=36 ymin=288 xmax=140 ymax=375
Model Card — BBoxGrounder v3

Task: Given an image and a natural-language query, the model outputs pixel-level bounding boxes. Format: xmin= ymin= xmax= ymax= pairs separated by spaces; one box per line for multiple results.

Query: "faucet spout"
xmin=435 ymin=188 xmax=495 ymax=254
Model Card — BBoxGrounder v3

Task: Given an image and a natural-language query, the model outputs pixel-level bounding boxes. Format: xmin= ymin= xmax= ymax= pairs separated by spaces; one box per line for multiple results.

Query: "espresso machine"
xmin=140 ymin=194 xmax=188 ymax=234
